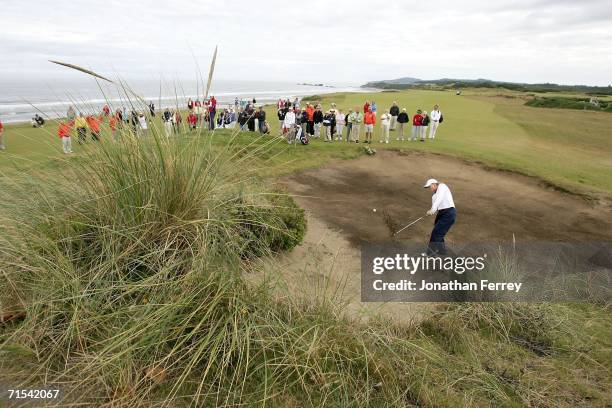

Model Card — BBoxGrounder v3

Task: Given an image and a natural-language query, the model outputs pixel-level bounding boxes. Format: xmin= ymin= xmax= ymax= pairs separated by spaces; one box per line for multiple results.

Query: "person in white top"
xmin=424 ymin=178 xmax=456 ymax=255
xmin=335 ymin=109 xmax=345 ymax=141
xmin=138 ymin=114 xmax=148 ymax=137
xmin=283 ymin=108 xmax=296 ymax=143
xmin=429 ymin=105 xmax=442 ymax=139
xmin=379 ymin=110 xmax=391 ymax=143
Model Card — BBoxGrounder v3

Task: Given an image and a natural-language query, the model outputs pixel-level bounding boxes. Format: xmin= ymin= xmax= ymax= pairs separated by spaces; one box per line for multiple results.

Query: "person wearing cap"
xmin=420 ymin=111 xmax=430 ymax=141
xmin=396 ymin=108 xmax=409 ymax=141
xmin=429 ymin=105 xmax=442 ymax=139
xmin=424 ymin=179 xmax=456 ymax=255
xmin=411 ymin=109 xmax=423 ymax=141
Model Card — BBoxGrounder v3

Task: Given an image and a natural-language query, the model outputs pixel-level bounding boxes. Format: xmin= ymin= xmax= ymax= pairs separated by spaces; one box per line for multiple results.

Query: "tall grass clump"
xmin=0 ymin=132 xmax=314 ymax=405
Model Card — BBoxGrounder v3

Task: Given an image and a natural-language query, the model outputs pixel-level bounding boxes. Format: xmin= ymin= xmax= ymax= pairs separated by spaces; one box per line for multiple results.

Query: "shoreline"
xmin=0 ymin=86 xmax=373 ymax=125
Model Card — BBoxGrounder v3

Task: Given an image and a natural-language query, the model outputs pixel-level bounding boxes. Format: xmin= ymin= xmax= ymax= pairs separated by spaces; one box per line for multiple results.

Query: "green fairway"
xmin=2 ymin=89 xmax=612 ymax=200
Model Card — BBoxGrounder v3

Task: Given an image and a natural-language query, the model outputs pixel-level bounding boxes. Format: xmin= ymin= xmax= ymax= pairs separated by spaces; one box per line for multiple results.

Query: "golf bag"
xmin=298 ymin=126 xmax=308 ymax=145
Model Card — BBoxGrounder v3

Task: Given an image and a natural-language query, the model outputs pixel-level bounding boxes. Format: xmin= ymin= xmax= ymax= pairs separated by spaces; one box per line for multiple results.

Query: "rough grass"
xmin=0 ymin=87 xmax=610 ymax=406
xmin=525 ymin=96 xmax=612 ymax=112
xmin=0 ymin=128 xmax=610 ymax=407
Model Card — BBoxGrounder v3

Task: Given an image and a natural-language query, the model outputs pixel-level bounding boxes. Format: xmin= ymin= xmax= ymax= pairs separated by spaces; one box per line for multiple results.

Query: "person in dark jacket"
xmin=396 ymin=108 xmax=409 ymax=141
xmin=420 ymin=111 xmax=430 ymax=141
xmin=313 ymin=106 xmax=323 ymax=139
xmin=238 ymin=109 xmax=249 ymax=130
xmin=277 ymin=107 xmax=287 ymax=134
xmin=300 ymin=109 xmax=308 ymax=139
xmin=246 ymin=105 xmax=256 ymax=132
xmin=389 ymin=101 xmax=400 ymax=130
xmin=344 ymin=109 xmax=352 ymax=142
xmin=322 ymin=110 xmax=336 ymax=142
xmin=257 ymin=107 xmax=267 ymax=133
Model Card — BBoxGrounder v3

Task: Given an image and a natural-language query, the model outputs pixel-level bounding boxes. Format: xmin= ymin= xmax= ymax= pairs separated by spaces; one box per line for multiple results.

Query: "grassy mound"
xmin=0 ymin=132 xmax=610 ymax=407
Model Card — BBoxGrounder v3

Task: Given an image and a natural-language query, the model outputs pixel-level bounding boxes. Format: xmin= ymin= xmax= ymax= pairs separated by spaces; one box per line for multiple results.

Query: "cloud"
xmin=0 ymin=0 xmax=610 ymax=85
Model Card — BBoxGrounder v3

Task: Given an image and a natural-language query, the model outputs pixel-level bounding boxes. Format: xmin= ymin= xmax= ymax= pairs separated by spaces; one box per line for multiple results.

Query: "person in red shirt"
xmin=109 ymin=114 xmax=118 ymax=141
xmin=86 ymin=115 xmax=101 ymax=141
xmin=363 ymin=101 xmax=370 ymax=113
xmin=411 ymin=109 xmax=424 ymax=141
xmin=0 ymin=120 xmax=6 ymax=150
xmin=0 ymin=119 xmax=5 ymax=150
xmin=305 ymin=104 xmax=315 ymax=136
xmin=188 ymin=112 xmax=197 ymax=131
xmin=58 ymin=121 xmax=74 ymax=154
xmin=363 ymin=107 xmax=377 ymax=144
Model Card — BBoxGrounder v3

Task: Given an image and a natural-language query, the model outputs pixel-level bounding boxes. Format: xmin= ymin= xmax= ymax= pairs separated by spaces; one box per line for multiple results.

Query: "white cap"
xmin=424 ymin=178 xmax=439 ymax=188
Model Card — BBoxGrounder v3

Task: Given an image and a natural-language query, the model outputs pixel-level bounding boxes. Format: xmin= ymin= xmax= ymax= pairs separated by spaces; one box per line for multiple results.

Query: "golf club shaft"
xmin=394 ymin=216 xmax=424 ymax=236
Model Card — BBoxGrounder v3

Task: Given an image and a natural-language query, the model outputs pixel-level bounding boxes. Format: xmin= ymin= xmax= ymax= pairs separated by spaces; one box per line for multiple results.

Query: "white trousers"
xmin=61 ymin=136 xmax=72 ymax=153
xmin=336 ymin=123 xmax=344 ymax=139
xmin=314 ymin=123 xmax=321 ymax=138
xmin=351 ymin=124 xmax=360 ymax=141
xmin=421 ymin=125 xmax=428 ymax=140
xmin=164 ymin=121 xmax=173 ymax=137
xmin=380 ymin=124 xmax=390 ymax=142
xmin=429 ymin=121 xmax=440 ymax=139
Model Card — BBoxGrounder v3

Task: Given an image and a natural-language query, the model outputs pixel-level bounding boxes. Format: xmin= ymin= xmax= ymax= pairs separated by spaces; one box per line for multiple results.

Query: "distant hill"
xmin=368 ymin=77 xmax=421 ymax=85
xmin=362 ymin=77 xmax=612 ymax=95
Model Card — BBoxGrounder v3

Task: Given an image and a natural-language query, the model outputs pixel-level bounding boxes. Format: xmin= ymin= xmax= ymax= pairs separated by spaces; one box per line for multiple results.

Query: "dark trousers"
xmin=209 ymin=112 xmax=215 ymax=129
xmin=77 ymin=127 xmax=87 ymax=144
xmin=307 ymin=121 xmax=314 ymax=135
xmin=428 ymin=207 xmax=456 ymax=255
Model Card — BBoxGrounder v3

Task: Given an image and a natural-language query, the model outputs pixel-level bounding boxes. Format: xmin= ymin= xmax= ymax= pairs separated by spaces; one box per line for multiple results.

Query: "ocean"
xmin=0 ymin=78 xmax=367 ymax=124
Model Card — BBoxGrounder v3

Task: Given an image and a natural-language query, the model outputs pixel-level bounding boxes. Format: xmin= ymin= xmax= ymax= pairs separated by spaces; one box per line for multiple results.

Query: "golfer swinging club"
xmin=424 ymin=179 xmax=456 ymax=255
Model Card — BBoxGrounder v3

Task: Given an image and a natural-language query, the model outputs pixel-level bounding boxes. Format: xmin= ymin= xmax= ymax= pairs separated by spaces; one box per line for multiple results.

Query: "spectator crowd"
xmin=0 ymin=95 xmax=443 ymax=154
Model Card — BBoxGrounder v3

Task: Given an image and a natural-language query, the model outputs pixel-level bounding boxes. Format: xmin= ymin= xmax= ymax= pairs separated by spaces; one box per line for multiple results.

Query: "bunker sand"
xmin=282 ymin=150 xmax=612 ymax=245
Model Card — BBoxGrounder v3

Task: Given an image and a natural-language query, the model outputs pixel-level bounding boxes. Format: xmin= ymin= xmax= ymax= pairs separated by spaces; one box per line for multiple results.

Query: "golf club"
xmin=393 ymin=216 xmax=424 ymax=236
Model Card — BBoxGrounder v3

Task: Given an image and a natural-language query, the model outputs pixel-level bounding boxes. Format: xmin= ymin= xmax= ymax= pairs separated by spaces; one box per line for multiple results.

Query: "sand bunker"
xmin=272 ymin=150 xmax=612 ymax=321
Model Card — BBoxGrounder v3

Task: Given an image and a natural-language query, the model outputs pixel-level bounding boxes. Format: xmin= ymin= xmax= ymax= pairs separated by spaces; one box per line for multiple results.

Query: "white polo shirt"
xmin=430 ymin=183 xmax=455 ymax=212
xmin=430 ymin=109 xmax=442 ymax=121
xmin=283 ymin=111 xmax=296 ymax=128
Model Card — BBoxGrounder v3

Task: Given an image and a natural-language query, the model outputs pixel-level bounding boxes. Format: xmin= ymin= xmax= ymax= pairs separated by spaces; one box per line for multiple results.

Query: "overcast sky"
xmin=1 ymin=0 xmax=611 ymax=86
